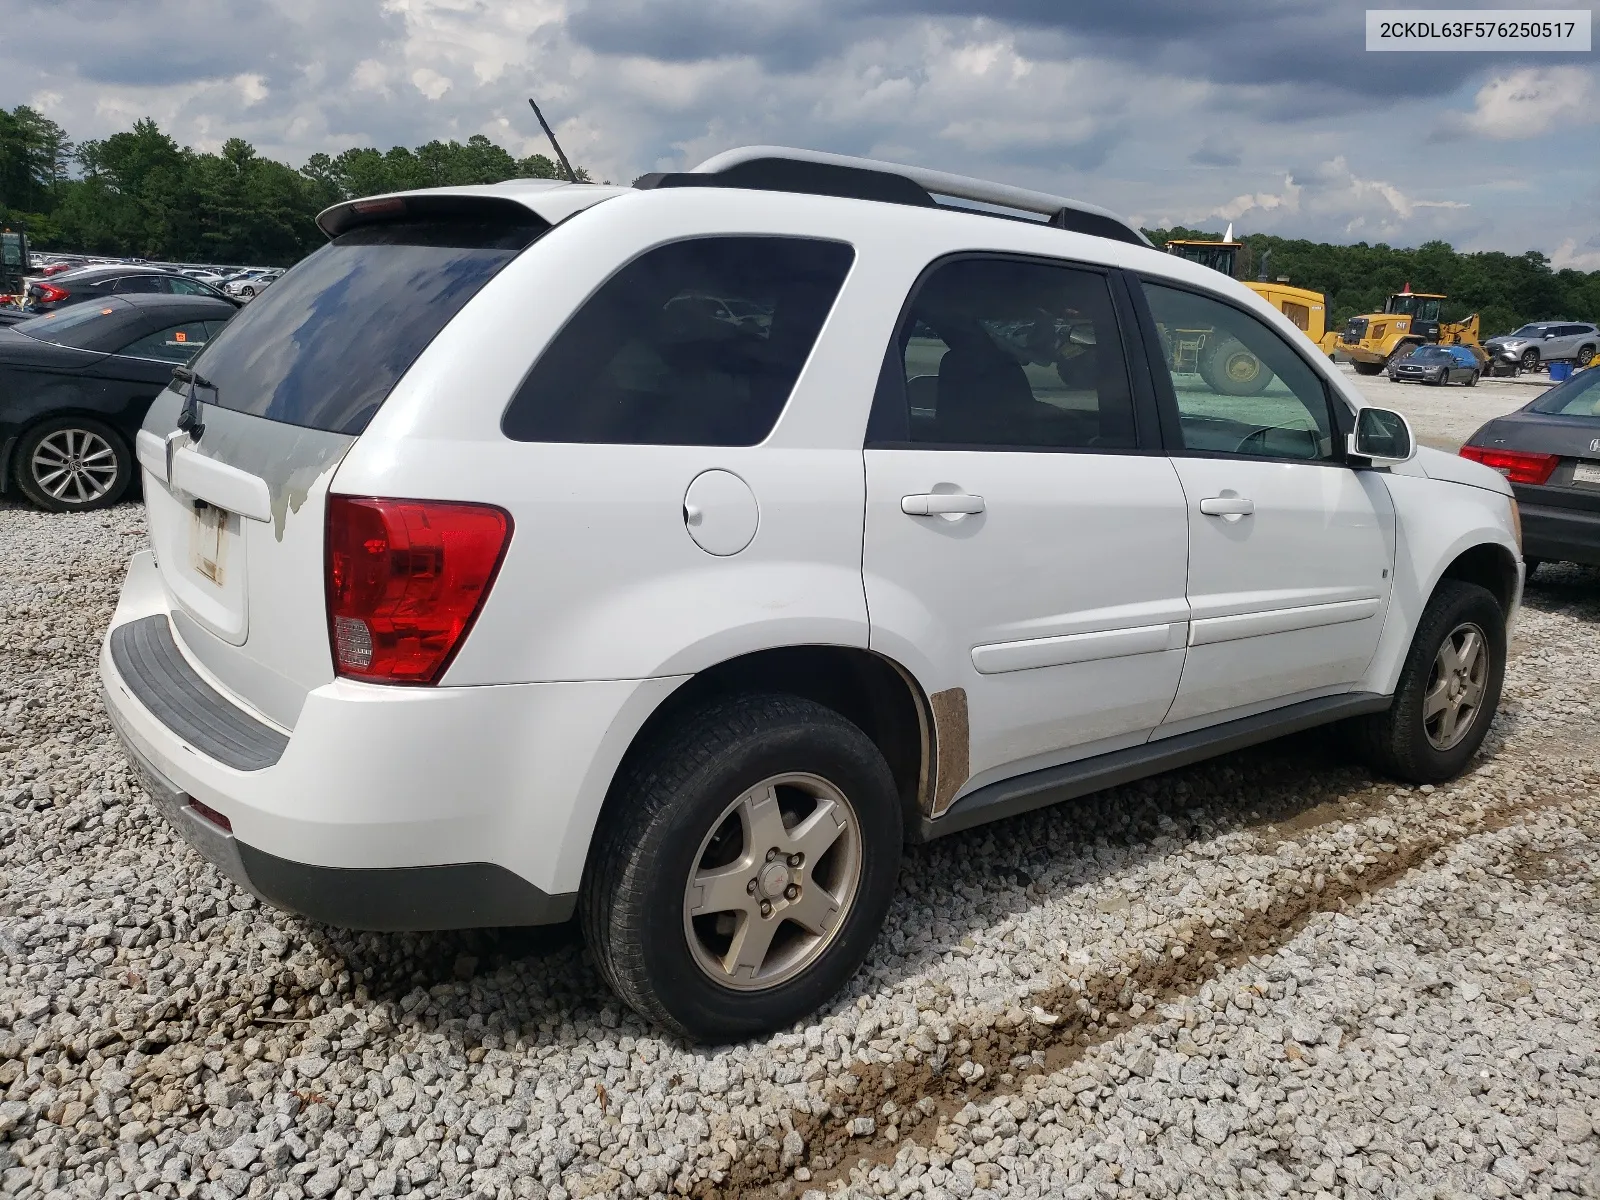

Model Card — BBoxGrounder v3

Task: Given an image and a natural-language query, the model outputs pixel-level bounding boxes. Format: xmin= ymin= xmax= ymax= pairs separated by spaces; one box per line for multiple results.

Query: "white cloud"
xmin=1182 ymin=157 xmax=1470 ymax=241
xmin=1439 ymin=67 xmax=1596 ymax=140
xmin=410 ymin=67 xmax=452 ymax=101
xmin=1552 ymin=238 xmax=1600 ymax=272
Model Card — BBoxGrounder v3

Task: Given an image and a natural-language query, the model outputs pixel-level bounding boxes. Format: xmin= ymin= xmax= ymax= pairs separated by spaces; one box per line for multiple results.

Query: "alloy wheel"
xmin=1423 ymin=621 xmax=1489 ymax=751
xmin=682 ymin=772 xmax=863 ymax=991
xmin=30 ymin=427 xmax=120 ymax=505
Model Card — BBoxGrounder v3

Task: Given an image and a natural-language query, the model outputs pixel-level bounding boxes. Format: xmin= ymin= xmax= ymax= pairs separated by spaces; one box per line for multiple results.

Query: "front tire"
xmin=1521 ymin=348 xmax=1540 ymax=372
xmin=14 ymin=417 xmax=133 ymax=512
xmin=582 ymin=694 xmax=903 ymax=1041
xmin=1349 ymin=580 xmax=1505 ymax=783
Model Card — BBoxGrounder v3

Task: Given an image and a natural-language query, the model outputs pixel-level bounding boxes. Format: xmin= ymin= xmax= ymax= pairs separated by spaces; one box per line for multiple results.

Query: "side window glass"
xmin=503 ymin=237 xmax=854 ymax=446
xmin=1142 ymin=282 xmax=1336 ymax=462
xmin=164 ymin=276 xmax=204 ymax=295
xmin=113 ymin=276 xmax=161 ymax=294
xmin=117 ymin=322 xmax=210 ymax=363
xmin=875 ymin=257 xmax=1137 ymax=450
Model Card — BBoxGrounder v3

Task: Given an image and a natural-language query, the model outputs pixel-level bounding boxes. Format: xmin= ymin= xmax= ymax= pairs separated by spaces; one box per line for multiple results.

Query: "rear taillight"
xmin=1459 ymin=445 xmax=1560 ymax=486
xmin=32 ymin=283 xmax=69 ymax=303
xmin=325 ymin=496 xmax=512 ymax=684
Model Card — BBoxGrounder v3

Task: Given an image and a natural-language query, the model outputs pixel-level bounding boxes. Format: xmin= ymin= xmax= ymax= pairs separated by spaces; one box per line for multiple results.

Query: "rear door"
xmin=863 ymin=255 xmax=1190 ymax=809
xmin=1136 ymin=279 xmax=1394 ymax=728
xmin=134 ymin=209 xmax=547 ymax=729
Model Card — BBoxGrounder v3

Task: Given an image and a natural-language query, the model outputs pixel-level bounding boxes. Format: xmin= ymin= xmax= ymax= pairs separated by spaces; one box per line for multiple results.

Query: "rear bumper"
xmin=100 ymin=551 xmax=684 ymax=926
xmin=1518 ymin=500 xmax=1600 ymax=567
xmin=102 ymin=686 xmax=574 ymax=929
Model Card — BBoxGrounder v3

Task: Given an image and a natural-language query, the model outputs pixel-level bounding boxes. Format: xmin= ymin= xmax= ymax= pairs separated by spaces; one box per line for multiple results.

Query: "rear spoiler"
xmin=316 ymin=193 xmax=551 ymax=240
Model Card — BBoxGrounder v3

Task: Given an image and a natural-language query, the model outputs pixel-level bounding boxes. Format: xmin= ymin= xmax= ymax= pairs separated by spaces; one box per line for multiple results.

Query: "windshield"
xmin=182 ymin=218 xmax=543 ymax=434
xmin=1408 ymin=347 xmax=1450 ymax=362
xmin=12 ymin=298 xmax=130 ymax=349
xmin=1511 ymin=325 xmax=1549 ymax=337
xmin=1529 ymin=369 xmax=1600 ymax=417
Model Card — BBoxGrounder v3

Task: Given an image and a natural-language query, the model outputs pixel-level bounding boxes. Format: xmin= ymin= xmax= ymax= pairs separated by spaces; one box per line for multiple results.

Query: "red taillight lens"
xmin=33 ymin=283 xmax=69 ymax=303
xmin=325 ymin=497 xmax=512 ymax=684
xmin=1459 ymin=445 xmax=1560 ymax=486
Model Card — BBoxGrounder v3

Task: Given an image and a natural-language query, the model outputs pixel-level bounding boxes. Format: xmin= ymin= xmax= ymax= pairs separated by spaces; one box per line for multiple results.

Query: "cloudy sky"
xmin=5 ymin=0 xmax=1598 ymax=264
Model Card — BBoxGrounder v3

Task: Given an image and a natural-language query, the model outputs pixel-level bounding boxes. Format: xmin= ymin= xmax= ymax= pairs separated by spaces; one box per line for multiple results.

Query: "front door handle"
xmin=1199 ymin=496 xmax=1255 ymax=517
xmin=902 ymin=493 xmax=985 ymax=516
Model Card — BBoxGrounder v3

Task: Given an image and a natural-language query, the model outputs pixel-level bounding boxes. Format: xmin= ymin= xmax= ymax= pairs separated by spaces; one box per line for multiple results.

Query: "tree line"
xmin=3 ymin=106 xmax=1596 ymax=336
xmin=0 ymin=107 xmax=586 ymax=267
xmin=1147 ymin=226 xmax=1600 ymax=341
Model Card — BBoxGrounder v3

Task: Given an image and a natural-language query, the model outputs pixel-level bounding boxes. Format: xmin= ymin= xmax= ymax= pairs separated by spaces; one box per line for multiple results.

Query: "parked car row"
xmin=0 ymin=294 xmax=235 ymax=510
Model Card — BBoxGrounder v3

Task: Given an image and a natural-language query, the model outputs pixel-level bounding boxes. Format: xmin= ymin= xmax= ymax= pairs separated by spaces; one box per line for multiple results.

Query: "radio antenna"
xmin=527 ymin=98 xmax=578 ymax=183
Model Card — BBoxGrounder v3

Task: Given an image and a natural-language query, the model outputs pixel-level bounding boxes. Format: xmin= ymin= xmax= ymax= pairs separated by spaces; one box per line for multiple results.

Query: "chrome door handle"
xmin=1199 ymin=497 xmax=1254 ymax=517
xmin=902 ymin=493 xmax=985 ymax=516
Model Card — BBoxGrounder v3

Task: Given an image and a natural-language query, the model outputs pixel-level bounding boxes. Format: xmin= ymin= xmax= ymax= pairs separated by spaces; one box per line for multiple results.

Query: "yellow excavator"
xmin=1334 ymin=286 xmax=1489 ymax=375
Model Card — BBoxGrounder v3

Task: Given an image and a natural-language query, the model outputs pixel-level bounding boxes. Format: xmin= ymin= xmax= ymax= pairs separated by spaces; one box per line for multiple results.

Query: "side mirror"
xmin=1349 ymin=407 xmax=1415 ymax=465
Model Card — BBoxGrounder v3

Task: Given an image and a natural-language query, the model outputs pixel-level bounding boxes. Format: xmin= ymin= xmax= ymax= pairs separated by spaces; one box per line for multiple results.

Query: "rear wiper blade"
xmin=170 ymin=365 xmax=216 ymax=390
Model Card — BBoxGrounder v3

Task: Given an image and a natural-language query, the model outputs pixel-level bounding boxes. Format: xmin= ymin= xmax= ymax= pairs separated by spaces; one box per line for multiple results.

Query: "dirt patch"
xmin=712 ymin=783 xmax=1585 ymax=1199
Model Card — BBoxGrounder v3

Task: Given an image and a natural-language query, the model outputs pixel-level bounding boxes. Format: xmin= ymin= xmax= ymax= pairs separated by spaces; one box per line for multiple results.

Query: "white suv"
xmin=100 ymin=147 xmax=1523 ymax=1040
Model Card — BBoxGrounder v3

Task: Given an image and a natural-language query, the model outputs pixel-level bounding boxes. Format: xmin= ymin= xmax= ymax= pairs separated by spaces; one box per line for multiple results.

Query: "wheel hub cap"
xmin=757 ymin=861 xmax=791 ymax=900
xmin=1423 ymin=621 xmax=1489 ymax=751
xmin=31 ymin=428 xmax=118 ymax=504
xmin=682 ymin=772 xmax=863 ymax=991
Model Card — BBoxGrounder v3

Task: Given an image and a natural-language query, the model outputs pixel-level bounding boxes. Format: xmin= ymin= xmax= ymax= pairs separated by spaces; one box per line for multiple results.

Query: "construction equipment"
xmin=1160 ymin=235 xmax=1339 ymax=395
xmin=1335 ymin=285 xmax=1489 ymax=375
xmin=1164 ymin=238 xmax=1340 ymax=353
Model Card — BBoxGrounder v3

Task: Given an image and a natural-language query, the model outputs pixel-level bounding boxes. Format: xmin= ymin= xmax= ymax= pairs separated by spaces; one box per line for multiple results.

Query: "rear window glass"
xmin=184 ymin=220 xmax=543 ymax=434
xmin=1529 ymin=368 xmax=1600 ymax=417
xmin=13 ymin=298 xmax=132 ymax=350
xmin=502 ymin=236 xmax=855 ymax=446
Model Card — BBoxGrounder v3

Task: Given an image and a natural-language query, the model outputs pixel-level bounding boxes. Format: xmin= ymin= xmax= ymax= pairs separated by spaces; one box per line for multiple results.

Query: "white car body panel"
xmin=1161 ymin=457 xmax=1395 ymax=723
xmin=862 ymin=447 xmax=1190 ymax=788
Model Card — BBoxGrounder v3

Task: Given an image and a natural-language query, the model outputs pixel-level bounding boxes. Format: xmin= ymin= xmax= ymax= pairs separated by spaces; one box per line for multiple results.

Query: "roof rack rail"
xmin=634 ymin=145 xmax=1151 ymax=248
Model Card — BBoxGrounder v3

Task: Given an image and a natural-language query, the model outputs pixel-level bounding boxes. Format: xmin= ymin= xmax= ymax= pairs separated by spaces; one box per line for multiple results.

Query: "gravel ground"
xmin=3 ymin=488 xmax=1598 ymax=1200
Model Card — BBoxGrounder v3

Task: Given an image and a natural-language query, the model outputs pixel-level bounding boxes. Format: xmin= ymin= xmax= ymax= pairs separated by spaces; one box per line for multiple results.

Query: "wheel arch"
xmin=589 ymin=645 xmax=939 ymax=869
xmin=1437 ymin=540 xmax=1520 ymax=616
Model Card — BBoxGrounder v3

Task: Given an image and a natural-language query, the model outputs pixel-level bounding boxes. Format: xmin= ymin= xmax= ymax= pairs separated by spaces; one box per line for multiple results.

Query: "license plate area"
xmin=190 ymin=501 xmax=231 ymax=585
xmin=147 ymin=479 xmax=250 ymax=645
xmin=1572 ymin=461 xmax=1600 ymax=487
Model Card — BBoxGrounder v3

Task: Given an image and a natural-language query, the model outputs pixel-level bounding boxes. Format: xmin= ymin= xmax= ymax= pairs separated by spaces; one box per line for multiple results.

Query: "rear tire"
xmin=581 ymin=693 xmax=903 ymax=1041
xmin=1466 ymin=370 xmax=1480 ymax=387
xmin=1577 ymin=345 xmax=1596 ymax=368
xmin=1348 ymin=580 xmax=1505 ymax=783
xmin=13 ymin=416 xmax=133 ymax=513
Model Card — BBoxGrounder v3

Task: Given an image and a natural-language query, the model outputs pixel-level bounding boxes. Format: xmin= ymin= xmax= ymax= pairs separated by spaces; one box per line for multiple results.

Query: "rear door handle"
xmin=1199 ymin=496 xmax=1255 ymax=517
xmin=902 ymin=493 xmax=985 ymax=516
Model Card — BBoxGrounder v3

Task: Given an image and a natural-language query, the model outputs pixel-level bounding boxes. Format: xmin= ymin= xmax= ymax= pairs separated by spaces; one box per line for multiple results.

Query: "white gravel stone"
xmin=4 ymin=499 xmax=1600 ymax=1200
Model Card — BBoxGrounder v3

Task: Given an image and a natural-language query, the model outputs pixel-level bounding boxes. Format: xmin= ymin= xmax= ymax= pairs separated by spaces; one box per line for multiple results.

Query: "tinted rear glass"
xmin=1529 ymin=369 xmax=1600 ymax=417
xmin=13 ymin=298 xmax=135 ymax=351
xmin=502 ymin=236 xmax=855 ymax=446
xmin=184 ymin=220 xmax=543 ymax=434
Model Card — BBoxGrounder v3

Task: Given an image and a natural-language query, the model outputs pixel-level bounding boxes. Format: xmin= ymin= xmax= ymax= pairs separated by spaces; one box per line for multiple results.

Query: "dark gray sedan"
xmin=1461 ymin=366 xmax=1600 ymax=572
xmin=1388 ymin=344 xmax=1480 ymax=386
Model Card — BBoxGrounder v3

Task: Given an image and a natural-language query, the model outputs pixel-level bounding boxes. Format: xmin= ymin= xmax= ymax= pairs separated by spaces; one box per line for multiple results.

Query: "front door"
xmin=863 ymin=255 xmax=1191 ymax=809
xmin=1138 ymin=280 xmax=1395 ymax=728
